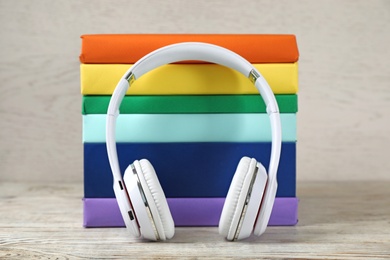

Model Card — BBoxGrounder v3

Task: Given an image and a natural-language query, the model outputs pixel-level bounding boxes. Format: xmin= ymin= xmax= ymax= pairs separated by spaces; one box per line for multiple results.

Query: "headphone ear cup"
xmin=219 ymin=157 xmax=268 ymax=241
xmin=134 ymin=159 xmax=175 ymax=240
xmin=218 ymin=157 xmax=257 ymax=240
xmin=253 ymin=176 xmax=277 ymax=237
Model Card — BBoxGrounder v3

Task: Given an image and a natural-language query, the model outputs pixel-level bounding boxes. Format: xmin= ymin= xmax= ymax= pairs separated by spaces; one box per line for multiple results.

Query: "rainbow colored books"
xmin=80 ymin=34 xmax=299 ymax=227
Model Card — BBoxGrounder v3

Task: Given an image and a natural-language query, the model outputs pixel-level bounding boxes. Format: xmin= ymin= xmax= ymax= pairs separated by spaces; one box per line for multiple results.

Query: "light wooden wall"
xmin=0 ymin=0 xmax=389 ymax=182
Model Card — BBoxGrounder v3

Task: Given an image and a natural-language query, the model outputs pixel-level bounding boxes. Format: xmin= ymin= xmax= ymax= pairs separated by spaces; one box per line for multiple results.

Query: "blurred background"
xmin=0 ymin=0 xmax=389 ymax=183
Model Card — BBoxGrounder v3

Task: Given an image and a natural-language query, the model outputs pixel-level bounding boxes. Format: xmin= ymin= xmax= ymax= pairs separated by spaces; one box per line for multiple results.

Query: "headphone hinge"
xmin=125 ymin=72 xmax=135 ymax=85
xmin=248 ymin=69 xmax=260 ymax=84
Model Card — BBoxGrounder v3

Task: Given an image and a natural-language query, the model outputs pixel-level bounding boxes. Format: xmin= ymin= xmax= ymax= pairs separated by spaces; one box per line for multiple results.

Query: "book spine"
xmin=80 ymin=34 xmax=299 ymax=64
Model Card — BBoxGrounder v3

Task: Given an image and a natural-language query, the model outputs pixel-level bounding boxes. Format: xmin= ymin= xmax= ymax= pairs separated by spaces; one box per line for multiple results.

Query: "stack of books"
xmin=80 ymin=34 xmax=299 ymax=227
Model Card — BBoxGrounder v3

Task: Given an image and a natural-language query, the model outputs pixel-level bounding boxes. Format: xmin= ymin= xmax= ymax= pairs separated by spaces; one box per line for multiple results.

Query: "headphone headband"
xmin=106 ymin=42 xmax=281 ymax=185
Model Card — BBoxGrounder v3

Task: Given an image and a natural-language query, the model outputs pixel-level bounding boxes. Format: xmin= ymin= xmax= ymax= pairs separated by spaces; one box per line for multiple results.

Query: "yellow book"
xmin=80 ymin=63 xmax=298 ymax=95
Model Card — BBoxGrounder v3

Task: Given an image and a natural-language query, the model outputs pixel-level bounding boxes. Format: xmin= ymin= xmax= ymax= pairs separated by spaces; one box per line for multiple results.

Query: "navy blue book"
xmin=84 ymin=142 xmax=296 ymax=198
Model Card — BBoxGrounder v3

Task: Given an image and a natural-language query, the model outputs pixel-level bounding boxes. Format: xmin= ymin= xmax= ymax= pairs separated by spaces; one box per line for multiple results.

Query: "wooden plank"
xmin=0 ymin=181 xmax=389 ymax=259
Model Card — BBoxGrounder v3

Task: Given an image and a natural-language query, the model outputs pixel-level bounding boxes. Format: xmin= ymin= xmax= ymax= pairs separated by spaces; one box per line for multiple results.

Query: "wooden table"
xmin=0 ymin=181 xmax=389 ymax=259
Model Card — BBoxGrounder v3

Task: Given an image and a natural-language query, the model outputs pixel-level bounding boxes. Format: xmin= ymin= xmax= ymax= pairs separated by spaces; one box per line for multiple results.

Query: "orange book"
xmin=79 ymin=34 xmax=299 ymax=64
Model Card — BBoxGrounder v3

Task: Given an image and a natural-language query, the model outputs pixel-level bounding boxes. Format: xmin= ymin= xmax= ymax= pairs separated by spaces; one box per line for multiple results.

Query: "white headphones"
xmin=106 ymin=42 xmax=282 ymax=241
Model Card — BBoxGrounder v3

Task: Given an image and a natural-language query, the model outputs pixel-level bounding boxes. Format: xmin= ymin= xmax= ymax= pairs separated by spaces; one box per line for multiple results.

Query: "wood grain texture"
xmin=0 ymin=181 xmax=389 ymax=259
xmin=0 ymin=0 xmax=390 ymax=182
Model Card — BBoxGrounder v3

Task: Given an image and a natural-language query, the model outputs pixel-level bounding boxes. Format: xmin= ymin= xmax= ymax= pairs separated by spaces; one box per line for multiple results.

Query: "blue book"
xmin=84 ymin=142 xmax=296 ymax=198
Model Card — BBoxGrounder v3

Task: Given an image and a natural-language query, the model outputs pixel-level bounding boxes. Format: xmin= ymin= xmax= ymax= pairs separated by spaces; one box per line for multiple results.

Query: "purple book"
xmin=84 ymin=197 xmax=298 ymax=227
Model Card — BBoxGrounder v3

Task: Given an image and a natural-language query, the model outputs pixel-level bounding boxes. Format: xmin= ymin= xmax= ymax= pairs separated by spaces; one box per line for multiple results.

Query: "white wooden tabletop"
xmin=0 ymin=181 xmax=389 ymax=259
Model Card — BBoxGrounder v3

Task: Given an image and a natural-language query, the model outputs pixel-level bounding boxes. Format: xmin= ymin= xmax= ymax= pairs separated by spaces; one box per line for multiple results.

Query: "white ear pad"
xmin=134 ymin=159 xmax=175 ymax=240
xmin=219 ymin=157 xmax=252 ymax=238
xmin=219 ymin=157 xmax=267 ymax=241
